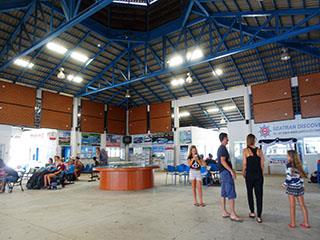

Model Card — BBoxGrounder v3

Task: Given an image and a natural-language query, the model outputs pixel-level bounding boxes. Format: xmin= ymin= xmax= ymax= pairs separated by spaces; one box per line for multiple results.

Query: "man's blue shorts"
xmin=220 ymin=170 xmax=237 ymax=199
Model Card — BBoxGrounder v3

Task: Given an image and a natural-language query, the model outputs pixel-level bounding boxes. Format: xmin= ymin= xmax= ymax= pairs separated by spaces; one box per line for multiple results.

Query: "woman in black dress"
xmin=242 ymin=134 xmax=265 ymax=223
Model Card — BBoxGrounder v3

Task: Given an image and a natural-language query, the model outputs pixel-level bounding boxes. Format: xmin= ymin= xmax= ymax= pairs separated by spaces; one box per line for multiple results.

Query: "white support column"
xmin=71 ymin=97 xmax=81 ymax=157
xmin=244 ymin=86 xmax=252 ymax=133
xmin=100 ymin=104 xmax=108 ymax=149
xmin=172 ymin=100 xmax=180 ymax=166
xmin=125 ymin=109 xmax=129 ymax=161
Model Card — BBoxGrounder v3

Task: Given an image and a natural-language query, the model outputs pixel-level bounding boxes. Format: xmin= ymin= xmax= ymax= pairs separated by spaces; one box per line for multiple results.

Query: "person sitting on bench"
xmin=0 ymin=159 xmax=18 ymax=192
xmin=43 ymin=156 xmax=65 ymax=189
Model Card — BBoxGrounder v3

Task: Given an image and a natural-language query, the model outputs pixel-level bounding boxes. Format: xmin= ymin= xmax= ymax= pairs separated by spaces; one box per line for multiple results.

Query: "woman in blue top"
xmin=284 ymin=150 xmax=310 ymax=229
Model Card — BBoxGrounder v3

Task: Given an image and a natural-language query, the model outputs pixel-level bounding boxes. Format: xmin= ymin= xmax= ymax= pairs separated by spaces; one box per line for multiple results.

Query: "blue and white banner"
xmin=253 ymin=116 xmax=320 ymax=139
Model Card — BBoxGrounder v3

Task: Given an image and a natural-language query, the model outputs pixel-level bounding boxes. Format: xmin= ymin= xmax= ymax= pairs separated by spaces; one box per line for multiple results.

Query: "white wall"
xmin=227 ymin=120 xmax=250 ymax=168
xmin=178 ymin=126 xmax=220 ymax=164
xmin=0 ymin=125 xmax=13 ymax=163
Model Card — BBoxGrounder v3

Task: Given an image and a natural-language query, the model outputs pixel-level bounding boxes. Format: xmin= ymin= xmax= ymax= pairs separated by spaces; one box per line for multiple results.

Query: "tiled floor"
xmin=1 ymin=173 xmax=319 ymax=240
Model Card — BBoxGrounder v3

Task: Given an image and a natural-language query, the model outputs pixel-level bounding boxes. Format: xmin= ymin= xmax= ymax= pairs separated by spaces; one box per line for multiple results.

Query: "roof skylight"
xmin=113 ymin=0 xmax=159 ymax=6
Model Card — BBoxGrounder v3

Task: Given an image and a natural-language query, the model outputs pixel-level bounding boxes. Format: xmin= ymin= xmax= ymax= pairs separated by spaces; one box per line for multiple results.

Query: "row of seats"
xmin=165 ymin=164 xmax=220 ymax=185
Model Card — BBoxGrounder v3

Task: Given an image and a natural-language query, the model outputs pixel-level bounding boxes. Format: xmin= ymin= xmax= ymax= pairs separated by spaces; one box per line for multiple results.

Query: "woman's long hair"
xmin=287 ymin=150 xmax=307 ymax=178
xmin=188 ymin=145 xmax=198 ymax=159
xmin=246 ymin=134 xmax=256 ymax=147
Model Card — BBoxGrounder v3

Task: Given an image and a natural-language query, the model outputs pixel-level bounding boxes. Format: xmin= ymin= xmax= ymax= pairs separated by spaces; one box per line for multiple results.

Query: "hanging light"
xmin=220 ymin=118 xmax=226 ymax=124
xmin=185 ymin=72 xmax=193 ymax=84
xmin=57 ymin=68 xmax=65 ymax=79
xmin=280 ymin=48 xmax=290 ymax=61
xmin=125 ymin=89 xmax=131 ymax=98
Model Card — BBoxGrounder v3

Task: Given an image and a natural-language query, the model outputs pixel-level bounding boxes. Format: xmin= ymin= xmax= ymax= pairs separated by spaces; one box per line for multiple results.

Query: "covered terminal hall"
xmin=0 ymin=0 xmax=320 ymax=239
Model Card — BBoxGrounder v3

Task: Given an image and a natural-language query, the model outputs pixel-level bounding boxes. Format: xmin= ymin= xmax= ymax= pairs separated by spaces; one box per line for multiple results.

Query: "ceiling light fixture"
xmin=171 ymin=78 xmax=185 ymax=87
xmin=206 ymin=107 xmax=219 ymax=113
xmin=70 ymin=51 xmax=89 ymax=63
xmin=57 ymin=68 xmax=65 ymax=79
xmin=168 ymin=54 xmax=184 ymax=67
xmin=186 ymin=47 xmax=203 ymax=61
xmin=220 ymin=118 xmax=226 ymax=124
xmin=14 ymin=59 xmax=34 ymax=68
xmin=213 ymin=68 xmax=223 ymax=76
xmin=46 ymin=42 xmax=68 ymax=55
xmin=171 ymin=111 xmax=190 ymax=118
xmin=185 ymin=72 xmax=193 ymax=84
xmin=125 ymin=89 xmax=131 ymax=98
xmin=280 ymin=48 xmax=290 ymax=61
xmin=223 ymin=105 xmax=237 ymax=111
xmin=67 ymin=74 xmax=83 ymax=83
xmin=73 ymin=76 xmax=83 ymax=83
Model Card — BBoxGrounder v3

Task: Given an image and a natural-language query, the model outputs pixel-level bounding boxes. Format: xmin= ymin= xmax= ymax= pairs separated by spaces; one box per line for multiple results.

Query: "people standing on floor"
xmin=217 ymin=133 xmax=242 ymax=222
xmin=242 ymin=134 xmax=265 ymax=223
xmin=187 ymin=145 xmax=205 ymax=207
xmin=284 ymin=150 xmax=310 ymax=229
xmin=96 ymin=147 xmax=108 ymax=166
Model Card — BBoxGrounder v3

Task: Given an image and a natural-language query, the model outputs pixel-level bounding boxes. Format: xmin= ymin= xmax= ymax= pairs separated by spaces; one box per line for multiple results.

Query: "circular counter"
xmin=95 ymin=166 xmax=159 ymax=191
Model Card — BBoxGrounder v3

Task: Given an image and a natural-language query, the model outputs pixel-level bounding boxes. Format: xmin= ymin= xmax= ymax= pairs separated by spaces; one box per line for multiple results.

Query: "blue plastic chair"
xmin=176 ymin=164 xmax=188 ymax=184
xmin=200 ymin=166 xmax=209 ymax=185
xmin=166 ymin=165 xmax=178 ymax=185
xmin=209 ymin=163 xmax=220 ymax=184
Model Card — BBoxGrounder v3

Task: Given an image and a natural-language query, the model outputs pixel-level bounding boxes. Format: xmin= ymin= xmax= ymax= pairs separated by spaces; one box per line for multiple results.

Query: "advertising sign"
xmin=152 ymin=132 xmax=174 ymax=144
xmin=179 ymin=130 xmax=192 ymax=144
xmin=81 ymin=133 xmax=101 ymax=146
xmin=106 ymin=134 xmax=121 ymax=147
xmin=253 ymin=117 xmax=320 ymax=139
xmin=58 ymin=131 xmax=71 ymax=146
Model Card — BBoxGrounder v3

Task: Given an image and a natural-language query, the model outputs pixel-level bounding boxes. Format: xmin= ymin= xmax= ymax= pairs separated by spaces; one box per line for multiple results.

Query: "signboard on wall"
xmin=58 ymin=131 xmax=71 ymax=146
xmin=253 ymin=116 xmax=320 ymax=139
xmin=152 ymin=132 xmax=174 ymax=144
xmin=179 ymin=130 xmax=192 ymax=144
xmin=81 ymin=133 xmax=101 ymax=146
xmin=106 ymin=134 xmax=121 ymax=147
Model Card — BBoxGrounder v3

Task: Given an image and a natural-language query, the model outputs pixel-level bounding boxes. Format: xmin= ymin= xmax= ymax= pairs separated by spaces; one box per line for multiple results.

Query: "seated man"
xmin=43 ymin=156 xmax=65 ymax=189
xmin=205 ymin=153 xmax=217 ymax=165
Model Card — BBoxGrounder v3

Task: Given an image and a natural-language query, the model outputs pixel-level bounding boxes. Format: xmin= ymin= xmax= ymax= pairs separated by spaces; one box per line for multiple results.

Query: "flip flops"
xmin=249 ymin=213 xmax=256 ymax=219
xmin=230 ymin=217 xmax=243 ymax=222
xmin=193 ymin=203 xmax=200 ymax=207
xmin=288 ymin=224 xmax=295 ymax=229
xmin=199 ymin=203 xmax=206 ymax=207
xmin=300 ymin=223 xmax=311 ymax=229
xmin=256 ymin=218 xmax=262 ymax=223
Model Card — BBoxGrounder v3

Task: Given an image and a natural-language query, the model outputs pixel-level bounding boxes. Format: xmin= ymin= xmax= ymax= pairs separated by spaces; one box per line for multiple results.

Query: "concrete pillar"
xmin=244 ymin=86 xmax=252 ymax=133
xmin=125 ymin=109 xmax=129 ymax=161
xmin=173 ymin=101 xmax=180 ymax=166
xmin=71 ymin=97 xmax=81 ymax=157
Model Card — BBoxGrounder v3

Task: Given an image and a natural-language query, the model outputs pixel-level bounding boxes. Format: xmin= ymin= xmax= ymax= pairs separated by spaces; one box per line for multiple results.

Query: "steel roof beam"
xmin=230 ymin=98 xmax=244 ymax=120
xmin=38 ymin=31 xmax=91 ymax=88
xmin=130 ymin=51 xmax=177 ymax=100
xmin=81 ymin=22 xmax=320 ymax=97
xmin=198 ymin=104 xmax=220 ymax=129
xmin=0 ymin=0 xmax=114 ymax=72
xmin=0 ymin=1 xmax=36 ymax=60
xmin=0 ymin=0 xmax=32 ymax=13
